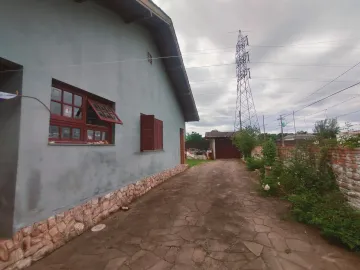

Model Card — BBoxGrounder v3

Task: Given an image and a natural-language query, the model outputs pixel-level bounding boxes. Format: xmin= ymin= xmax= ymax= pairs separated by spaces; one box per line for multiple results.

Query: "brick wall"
xmin=277 ymin=146 xmax=360 ymax=209
xmin=331 ymin=148 xmax=360 ymax=209
xmin=251 ymin=146 xmax=263 ymax=158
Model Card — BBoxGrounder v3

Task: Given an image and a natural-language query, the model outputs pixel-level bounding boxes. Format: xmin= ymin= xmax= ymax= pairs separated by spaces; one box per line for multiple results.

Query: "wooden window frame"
xmin=49 ymin=79 xmax=121 ymax=144
xmin=140 ymin=114 xmax=163 ymax=151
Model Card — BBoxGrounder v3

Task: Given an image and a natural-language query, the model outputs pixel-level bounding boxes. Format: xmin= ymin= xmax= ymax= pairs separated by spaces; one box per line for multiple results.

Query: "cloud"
xmin=154 ymin=0 xmax=360 ymax=135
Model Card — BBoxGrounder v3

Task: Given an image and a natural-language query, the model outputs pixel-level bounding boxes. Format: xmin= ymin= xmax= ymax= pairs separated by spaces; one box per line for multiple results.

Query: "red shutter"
xmin=140 ymin=114 xmax=155 ymax=151
xmin=154 ymin=119 xmax=163 ymax=150
xmin=159 ymin=120 xmax=163 ymax=149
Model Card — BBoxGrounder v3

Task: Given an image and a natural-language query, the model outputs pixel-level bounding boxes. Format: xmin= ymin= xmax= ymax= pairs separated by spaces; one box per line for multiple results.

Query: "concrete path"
xmin=28 ymin=160 xmax=360 ymax=270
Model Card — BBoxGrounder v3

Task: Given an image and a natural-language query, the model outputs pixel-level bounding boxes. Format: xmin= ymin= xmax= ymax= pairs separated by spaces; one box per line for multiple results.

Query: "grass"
xmin=186 ymin=159 xmax=212 ymax=167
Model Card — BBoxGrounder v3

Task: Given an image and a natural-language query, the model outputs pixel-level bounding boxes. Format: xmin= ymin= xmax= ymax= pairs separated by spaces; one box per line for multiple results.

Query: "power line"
xmin=190 ymin=76 xmax=359 ymax=84
xmin=296 ymin=95 xmax=359 ymax=117
xmin=300 ymin=60 xmax=360 ymax=101
xmin=182 ymin=62 xmax=354 ymax=70
xmin=282 ymin=81 xmax=360 ymax=117
xmin=3 ymin=41 xmax=360 ymax=74
xmin=334 ymin=108 xmax=360 ymax=119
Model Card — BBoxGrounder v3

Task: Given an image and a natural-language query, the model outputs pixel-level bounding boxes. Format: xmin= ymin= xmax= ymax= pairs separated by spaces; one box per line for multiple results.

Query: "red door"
xmin=215 ymin=138 xmax=241 ymax=159
xmin=180 ymin=128 xmax=185 ymax=164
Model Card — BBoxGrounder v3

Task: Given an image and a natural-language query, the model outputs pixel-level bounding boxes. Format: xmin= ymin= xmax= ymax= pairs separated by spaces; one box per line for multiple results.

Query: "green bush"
xmin=262 ymin=143 xmax=360 ymax=251
xmin=233 ymin=127 xmax=259 ymax=158
xmin=338 ymin=134 xmax=360 ymax=149
xmin=289 ymin=191 xmax=360 ymax=250
xmin=262 ymin=140 xmax=277 ymax=166
xmin=245 ymin=157 xmax=264 ymax=171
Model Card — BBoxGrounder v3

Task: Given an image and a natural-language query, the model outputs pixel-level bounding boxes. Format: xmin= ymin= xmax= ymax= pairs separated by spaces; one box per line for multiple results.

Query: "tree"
xmin=232 ymin=126 xmax=259 ymax=158
xmin=313 ymin=118 xmax=340 ymax=139
xmin=297 ymin=130 xmax=308 ymax=134
xmin=185 ymin=132 xmax=203 ymax=142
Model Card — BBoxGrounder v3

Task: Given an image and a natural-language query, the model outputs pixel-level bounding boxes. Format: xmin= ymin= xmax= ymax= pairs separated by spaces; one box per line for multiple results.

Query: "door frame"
xmin=180 ymin=128 xmax=185 ymax=164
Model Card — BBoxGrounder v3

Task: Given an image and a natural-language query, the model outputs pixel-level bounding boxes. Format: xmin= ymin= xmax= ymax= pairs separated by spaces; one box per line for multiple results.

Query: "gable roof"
xmin=205 ymin=130 xmax=235 ymax=138
xmin=98 ymin=0 xmax=199 ymax=122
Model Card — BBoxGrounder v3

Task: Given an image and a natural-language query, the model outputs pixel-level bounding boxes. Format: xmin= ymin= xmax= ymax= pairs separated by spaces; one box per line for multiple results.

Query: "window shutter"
xmin=159 ymin=120 xmax=163 ymax=149
xmin=140 ymin=114 xmax=155 ymax=151
xmin=154 ymin=119 xmax=163 ymax=150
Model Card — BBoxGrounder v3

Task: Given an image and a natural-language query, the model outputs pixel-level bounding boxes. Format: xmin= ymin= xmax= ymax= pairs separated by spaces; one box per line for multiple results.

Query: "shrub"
xmin=262 ymin=142 xmax=360 ymax=251
xmin=262 ymin=140 xmax=277 ymax=166
xmin=338 ymin=134 xmax=360 ymax=149
xmin=314 ymin=118 xmax=340 ymax=140
xmin=233 ymin=127 xmax=259 ymax=158
xmin=245 ymin=157 xmax=264 ymax=171
xmin=289 ymin=191 xmax=360 ymax=250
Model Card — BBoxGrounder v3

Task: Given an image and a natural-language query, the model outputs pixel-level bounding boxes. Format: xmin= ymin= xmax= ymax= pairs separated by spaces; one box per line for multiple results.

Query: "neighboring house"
xmin=0 ymin=0 xmax=198 ymax=266
xmin=284 ymin=134 xmax=315 ymax=141
xmin=278 ymin=134 xmax=316 ymax=146
xmin=205 ymin=130 xmax=241 ymax=159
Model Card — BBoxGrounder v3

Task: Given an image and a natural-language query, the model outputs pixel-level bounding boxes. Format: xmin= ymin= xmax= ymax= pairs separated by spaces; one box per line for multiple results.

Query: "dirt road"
xmin=28 ymin=160 xmax=360 ymax=270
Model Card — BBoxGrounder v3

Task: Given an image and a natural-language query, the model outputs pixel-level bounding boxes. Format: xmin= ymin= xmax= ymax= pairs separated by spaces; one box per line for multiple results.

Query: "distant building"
xmin=277 ymin=134 xmax=316 ymax=146
xmin=284 ymin=134 xmax=316 ymax=141
xmin=205 ymin=130 xmax=241 ymax=159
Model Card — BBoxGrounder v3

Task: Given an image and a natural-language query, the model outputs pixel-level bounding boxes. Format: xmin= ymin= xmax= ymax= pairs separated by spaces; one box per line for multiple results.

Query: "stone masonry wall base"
xmin=0 ymin=164 xmax=188 ymax=270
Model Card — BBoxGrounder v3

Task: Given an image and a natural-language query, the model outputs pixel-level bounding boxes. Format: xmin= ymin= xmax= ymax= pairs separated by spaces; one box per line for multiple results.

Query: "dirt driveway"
xmin=28 ymin=160 xmax=360 ymax=270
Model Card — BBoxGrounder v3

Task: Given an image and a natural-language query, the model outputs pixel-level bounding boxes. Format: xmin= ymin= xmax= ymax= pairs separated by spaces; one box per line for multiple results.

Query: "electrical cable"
xmin=334 ymin=108 xmax=360 ymax=119
xmin=190 ymin=77 xmax=358 ymax=84
xmin=299 ymin=60 xmax=360 ymax=101
xmin=296 ymin=95 xmax=359 ymax=117
xmin=282 ymin=81 xmax=360 ymax=118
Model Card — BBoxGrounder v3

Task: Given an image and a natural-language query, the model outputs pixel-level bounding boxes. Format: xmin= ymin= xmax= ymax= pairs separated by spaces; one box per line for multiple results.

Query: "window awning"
xmin=88 ymin=99 xmax=123 ymax=124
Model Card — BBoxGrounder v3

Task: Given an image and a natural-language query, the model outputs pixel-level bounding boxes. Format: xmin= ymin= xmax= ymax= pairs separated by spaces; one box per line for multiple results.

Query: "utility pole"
xmin=262 ymin=115 xmax=266 ymax=140
xmin=293 ymin=111 xmax=297 ymax=144
xmin=278 ymin=115 xmax=285 ymax=147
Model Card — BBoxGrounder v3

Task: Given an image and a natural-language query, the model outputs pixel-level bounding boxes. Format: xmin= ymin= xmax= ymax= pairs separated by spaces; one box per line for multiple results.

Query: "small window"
xmin=147 ymin=52 xmax=152 ymax=65
xmin=140 ymin=114 xmax=163 ymax=151
xmin=48 ymin=79 xmax=123 ymax=144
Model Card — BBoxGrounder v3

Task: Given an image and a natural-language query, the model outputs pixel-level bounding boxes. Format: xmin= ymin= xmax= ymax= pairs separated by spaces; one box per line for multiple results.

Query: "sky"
xmin=153 ymin=0 xmax=360 ymax=136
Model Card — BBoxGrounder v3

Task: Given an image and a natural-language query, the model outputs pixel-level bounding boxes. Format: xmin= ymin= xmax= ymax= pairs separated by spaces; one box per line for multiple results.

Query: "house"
xmin=284 ymin=134 xmax=316 ymax=141
xmin=205 ymin=130 xmax=241 ymax=159
xmin=0 ymin=0 xmax=198 ymax=266
xmin=277 ymin=134 xmax=316 ymax=146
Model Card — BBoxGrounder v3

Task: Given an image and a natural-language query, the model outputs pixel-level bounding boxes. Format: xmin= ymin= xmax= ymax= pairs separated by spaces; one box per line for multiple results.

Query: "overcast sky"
xmin=153 ymin=0 xmax=360 ymax=135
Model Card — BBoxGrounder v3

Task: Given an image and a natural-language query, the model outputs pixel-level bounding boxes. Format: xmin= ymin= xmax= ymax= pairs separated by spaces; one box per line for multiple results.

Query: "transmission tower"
xmin=234 ymin=30 xmax=260 ymax=131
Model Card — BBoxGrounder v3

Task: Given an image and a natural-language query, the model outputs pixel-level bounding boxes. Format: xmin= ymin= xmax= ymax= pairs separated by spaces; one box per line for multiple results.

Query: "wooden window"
xmin=140 ymin=114 xmax=163 ymax=151
xmin=88 ymin=99 xmax=123 ymax=124
xmin=49 ymin=79 xmax=122 ymax=144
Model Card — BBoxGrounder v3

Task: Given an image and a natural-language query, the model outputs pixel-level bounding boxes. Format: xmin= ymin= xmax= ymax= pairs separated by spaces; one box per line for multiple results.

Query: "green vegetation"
xmin=262 ymin=139 xmax=277 ymax=166
xmin=232 ymin=126 xmax=260 ymax=158
xmin=339 ymin=134 xmax=360 ymax=148
xmin=185 ymin=132 xmax=203 ymax=142
xmin=314 ymin=118 xmax=340 ymax=140
xmin=186 ymin=159 xmax=212 ymax=167
xmin=261 ymin=143 xmax=360 ymax=251
xmin=245 ymin=157 xmax=264 ymax=171
xmin=185 ymin=131 xmax=209 ymax=151
xmin=236 ymin=119 xmax=360 ymax=251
